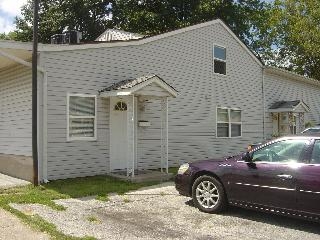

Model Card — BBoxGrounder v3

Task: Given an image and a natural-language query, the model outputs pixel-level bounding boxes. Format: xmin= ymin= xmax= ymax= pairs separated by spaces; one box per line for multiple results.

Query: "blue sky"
xmin=0 ymin=0 xmax=27 ymax=33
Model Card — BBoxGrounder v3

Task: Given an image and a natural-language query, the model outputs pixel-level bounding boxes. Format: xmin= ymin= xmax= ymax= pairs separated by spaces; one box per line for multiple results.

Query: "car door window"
xmin=311 ymin=140 xmax=320 ymax=164
xmin=252 ymin=140 xmax=308 ymax=163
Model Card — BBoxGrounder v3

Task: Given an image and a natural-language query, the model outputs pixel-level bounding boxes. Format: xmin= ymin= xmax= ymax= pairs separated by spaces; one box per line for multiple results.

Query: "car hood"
xmin=189 ymin=153 xmax=243 ymax=167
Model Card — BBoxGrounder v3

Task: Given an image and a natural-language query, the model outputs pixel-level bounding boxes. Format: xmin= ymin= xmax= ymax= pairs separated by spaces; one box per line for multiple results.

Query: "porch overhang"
xmin=0 ymin=41 xmax=32 ymax=71
xmin=268 ymin=100 xmax=310 ymax=113
xmin=0 ymin=41 xmax=45 ymax=72
xmin=98 ymin=75 xmax=178 ymax=98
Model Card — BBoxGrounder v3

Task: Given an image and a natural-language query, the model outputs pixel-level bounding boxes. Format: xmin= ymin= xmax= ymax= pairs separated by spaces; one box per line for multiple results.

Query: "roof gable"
xmin=99 ymin=75 xmax=177 ymax=98
xmin=95 ymin=29 xmax=144 ymax=42
xmin=269 ymin=100 xmax=310 ymax=113
xmin=0 ymin=20 xmax=261 ymax=67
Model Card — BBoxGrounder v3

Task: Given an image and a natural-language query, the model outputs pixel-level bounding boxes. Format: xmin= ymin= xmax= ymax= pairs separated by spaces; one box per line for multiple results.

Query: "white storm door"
xmin=110 ymin=97 xmax=128 ymax=171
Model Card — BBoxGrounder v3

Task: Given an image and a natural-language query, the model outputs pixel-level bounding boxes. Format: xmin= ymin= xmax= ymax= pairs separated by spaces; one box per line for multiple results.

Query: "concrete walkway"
xmin=0 ymin=208 xmax=49 ymax=240
xmin=0 ymin=173 xmax=30 ymax=189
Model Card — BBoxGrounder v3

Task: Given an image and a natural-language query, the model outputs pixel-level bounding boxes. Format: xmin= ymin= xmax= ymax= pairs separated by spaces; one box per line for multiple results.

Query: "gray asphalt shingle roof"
xmin=269 ymin=100 xmax=310 ymax=111
xmin=98 ymin=75 xmax=176 ymax=93
xmin=269 ymin=100 xmax=301 ymax=110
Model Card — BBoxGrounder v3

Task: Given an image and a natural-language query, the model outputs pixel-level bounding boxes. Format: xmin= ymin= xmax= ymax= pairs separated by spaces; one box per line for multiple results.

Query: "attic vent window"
xmin=114 ymin=101 xmax=127 ymax=111
xmin=213 ymin=45 xmax=226 ymax=75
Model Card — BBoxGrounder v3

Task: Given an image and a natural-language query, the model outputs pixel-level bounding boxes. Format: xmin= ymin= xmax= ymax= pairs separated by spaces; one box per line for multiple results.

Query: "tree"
xmin=14 ymin=0 xmax=268 ymax=52
xmin=265 ymin=0 xmax=320 ymax=80
xmin=110 ymin=0 xmax=269 ymax=57
xmin=0 ymin=32 xmax=17 ymax=40
xmin=14 ymin=0 xmax=113 ymax=43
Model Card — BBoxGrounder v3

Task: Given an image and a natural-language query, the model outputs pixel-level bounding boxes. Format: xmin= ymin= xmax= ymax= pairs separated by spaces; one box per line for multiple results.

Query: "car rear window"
xmin=311 ymin=140 xmax=320 ymax=164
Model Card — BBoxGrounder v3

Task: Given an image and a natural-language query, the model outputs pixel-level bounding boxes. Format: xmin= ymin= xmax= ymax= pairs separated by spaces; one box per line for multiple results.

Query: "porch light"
xmin=138 ymin=120 xmax=151 ymax=127
xmin=117 ymin=92 xmax=131 ymax=96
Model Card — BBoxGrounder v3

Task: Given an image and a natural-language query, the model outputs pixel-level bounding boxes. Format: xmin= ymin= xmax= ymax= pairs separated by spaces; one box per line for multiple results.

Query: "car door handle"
xmin=277 ymin=174 xmax=293 ymax=179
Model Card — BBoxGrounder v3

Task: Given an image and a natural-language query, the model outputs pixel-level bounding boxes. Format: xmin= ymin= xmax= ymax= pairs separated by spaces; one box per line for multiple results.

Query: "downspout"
xmin=32 ymin=0 xmax=40 ymax=185
xmin=262 ymin=67 xmax=266 ymax=140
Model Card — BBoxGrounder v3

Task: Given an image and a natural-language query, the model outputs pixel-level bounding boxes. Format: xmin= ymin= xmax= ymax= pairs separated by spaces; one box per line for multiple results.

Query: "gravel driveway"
xmin=11 ymin=182 xmax=320 ymax=240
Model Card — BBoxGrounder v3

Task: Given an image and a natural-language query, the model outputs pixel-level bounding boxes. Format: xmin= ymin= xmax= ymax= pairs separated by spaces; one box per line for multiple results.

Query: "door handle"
xmin=277 ymin=174 xmax=293 ymax=179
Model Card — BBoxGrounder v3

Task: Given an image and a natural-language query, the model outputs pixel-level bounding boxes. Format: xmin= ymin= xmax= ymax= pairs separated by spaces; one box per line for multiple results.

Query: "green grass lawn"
xmin=168 ymin=167 xmax=179 ymax=175
xmin=0 ymin=175 xmax=160 ymax=240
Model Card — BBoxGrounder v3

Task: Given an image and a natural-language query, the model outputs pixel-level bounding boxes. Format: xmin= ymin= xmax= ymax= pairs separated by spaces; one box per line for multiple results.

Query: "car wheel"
xmin=192 ymin=175 xmax=226 ymax=213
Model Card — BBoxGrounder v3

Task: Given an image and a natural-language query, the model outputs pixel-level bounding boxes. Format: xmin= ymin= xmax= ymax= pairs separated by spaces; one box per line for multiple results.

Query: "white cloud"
xmin=0 ymin=0 xmax=27 ymax=33
xmin=0 ymin=15 xmax=15 ymax=33
xmin=0 ymin=0 xmax=27 ymax=16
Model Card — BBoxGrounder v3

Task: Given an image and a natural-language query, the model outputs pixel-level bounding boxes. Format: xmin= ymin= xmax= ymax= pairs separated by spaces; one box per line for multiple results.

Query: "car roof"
xmin=277 ymin=135 xmax=320 ymax=140
xmin=305 ymin=126 xmax=320 ymax=129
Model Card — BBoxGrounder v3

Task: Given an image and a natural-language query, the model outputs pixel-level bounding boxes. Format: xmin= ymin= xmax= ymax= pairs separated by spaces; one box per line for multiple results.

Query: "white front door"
xmin=110 ymin=97 xmax=128 ymax=171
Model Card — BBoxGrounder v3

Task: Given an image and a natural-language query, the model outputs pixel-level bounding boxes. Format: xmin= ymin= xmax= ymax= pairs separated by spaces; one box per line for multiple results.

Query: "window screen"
xmin=68 ymin=95 xmax=96 ymax=139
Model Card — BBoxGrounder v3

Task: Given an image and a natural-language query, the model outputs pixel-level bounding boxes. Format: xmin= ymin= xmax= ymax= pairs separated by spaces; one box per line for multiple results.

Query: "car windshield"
xmin=303 ymin=128 xmax=320 ymax=134
xmin=252 ymin=139 xmax=308 ymax=163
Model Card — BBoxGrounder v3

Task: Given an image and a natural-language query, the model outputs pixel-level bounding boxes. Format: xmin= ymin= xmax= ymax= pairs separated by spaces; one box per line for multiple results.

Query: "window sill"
xmin=216 ymin=136 xmax=242 ymax=139
xmin=67 ymin=137 xmax=97 ymax=142
xmin=213 ymin=72 xmax=227 ymax=77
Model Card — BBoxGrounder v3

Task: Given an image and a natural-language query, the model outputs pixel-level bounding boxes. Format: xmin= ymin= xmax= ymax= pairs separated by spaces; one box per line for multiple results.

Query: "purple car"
xmin=175 ymin=136 xmax=320 ymax=221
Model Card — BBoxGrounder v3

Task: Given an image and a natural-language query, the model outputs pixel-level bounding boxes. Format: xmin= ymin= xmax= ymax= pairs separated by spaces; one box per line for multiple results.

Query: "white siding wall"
xmin=0 ymin=65 xmax=32 ymax=156
xmin=137 ymin=99 xmax=162 ymax=170
xmin=264 ymin=72 xmax=320 ymax=139
xmin=42 ymin=22 xmax=264 ymax=179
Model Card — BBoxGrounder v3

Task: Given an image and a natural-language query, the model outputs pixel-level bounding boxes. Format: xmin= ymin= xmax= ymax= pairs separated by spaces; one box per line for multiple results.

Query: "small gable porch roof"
xmin=99 ymin=75 xmax=177 ymax=98
xmin=268 ymin=100 xmax=310 ymax=113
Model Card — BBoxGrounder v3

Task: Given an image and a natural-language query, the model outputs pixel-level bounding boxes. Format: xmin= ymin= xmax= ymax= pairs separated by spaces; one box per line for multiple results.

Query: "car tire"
xmin=192 ymin=175 xmax=226 ymax=213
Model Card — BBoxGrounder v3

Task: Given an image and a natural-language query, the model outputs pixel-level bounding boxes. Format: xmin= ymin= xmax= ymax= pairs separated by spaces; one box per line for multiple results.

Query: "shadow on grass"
xmin=184 ymin=200 xmax=320 ymax=235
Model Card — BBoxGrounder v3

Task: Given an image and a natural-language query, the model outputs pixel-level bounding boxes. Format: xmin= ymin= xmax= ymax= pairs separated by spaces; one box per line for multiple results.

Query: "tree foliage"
xmin=0 ymin=32 xmax=17 ymax=40
xmin=263 ymin=0 xmax=320 ymax=80
xmin=111 ymin=0 xmax=269 ymax=58
xmin=13 ymin=0 xmax=267 ymax=51
xmin=14 ymin=0 xmax=112 ymax=43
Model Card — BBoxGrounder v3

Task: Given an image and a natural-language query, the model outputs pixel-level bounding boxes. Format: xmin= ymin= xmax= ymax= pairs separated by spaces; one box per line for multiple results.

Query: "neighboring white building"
xmin=95 ymin=29 xmax=144 ymax=42
xmin=0 ymin=19 xmax=319 ymax=182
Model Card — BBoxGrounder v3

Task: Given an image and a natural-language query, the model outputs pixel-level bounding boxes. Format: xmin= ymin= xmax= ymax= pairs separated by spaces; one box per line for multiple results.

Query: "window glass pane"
xmin=214 ymin=60 xmax=226 ymax=75
xmin=231 ymin=124 xmax=241 ymax=137
xmin=69 ymin=118 xmax=94 ymax=137
xmin=230 ymin=109 xmax=241 ymax=122
xmin=217 ymin=108 xmax=229 ymax=122
xmin=217 ymin=123 xmax=229 ymax=137
xmin=214 ymin=46 xmax=226 ymax=60
xmin=114 ymin=101 xmax=127 ymax=111
xmin=252 ymin=140 xmax=308 ymax=163
xmin=70 ymin=96 xmax=95 ymax=116
xmin=311 ymin=140 xmax=320 ymax=164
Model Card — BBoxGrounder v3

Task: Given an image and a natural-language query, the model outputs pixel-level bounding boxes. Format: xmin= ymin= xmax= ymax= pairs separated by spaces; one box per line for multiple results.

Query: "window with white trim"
xmin=68 ymin=94 xmax=97 ymax=140
xmin=217 ymin=107 xmax=242 ymax=137
xmin=213 ymin=45 xmax=226 ymax=75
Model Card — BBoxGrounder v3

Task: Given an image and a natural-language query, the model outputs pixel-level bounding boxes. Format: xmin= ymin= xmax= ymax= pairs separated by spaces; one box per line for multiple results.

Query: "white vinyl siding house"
xmin=0 ymin=65 xmax=32 ymax=156
xmin=264 ymin=67 xmax=320 ymax=139
xmin=0 ymin=19 xmax=319 ymax=182
xmin=0 ymin=65 xmax=34 ymax=180
xmin=39 ymin=20 xmax=263 ymax=180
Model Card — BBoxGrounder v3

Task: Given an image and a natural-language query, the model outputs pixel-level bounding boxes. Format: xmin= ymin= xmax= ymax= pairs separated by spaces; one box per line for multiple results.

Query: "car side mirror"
xmin=242 ymin=152 xmax=253 ymax=162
